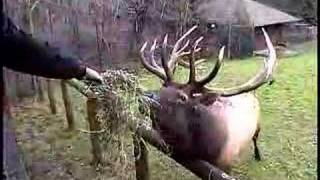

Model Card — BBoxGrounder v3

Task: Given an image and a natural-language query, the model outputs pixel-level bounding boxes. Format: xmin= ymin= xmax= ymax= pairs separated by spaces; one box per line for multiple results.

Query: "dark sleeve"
xmin=0 ymin=15 xmax=86 ymax=80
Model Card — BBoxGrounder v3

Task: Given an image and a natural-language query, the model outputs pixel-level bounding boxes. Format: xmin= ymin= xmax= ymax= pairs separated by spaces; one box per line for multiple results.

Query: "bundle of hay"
xmin=81 ymin=68 xmax=152 ymax=178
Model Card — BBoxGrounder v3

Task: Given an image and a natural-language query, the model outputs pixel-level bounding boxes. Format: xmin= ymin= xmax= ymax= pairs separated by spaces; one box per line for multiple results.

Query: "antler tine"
xmin=188 ymin=49 xmax=196 ymax=83
xmin=141 ymin=26 xmax=198 ymax=82
xmin=150 ymin=39 xmax=162 ymax=69
xmin=178 ymin=58 xmax=207 ymax=68
xmin=189 ymin=36 xmax=204 ymax=83
xmin=177 ymin=40 xmax=191 ymax=55
xmin=167 ymin=25 xmax=198 ymax=72
xmin=262 ymin=28 xmax=276 ymax=80
xmin=160 ymin=34 xmax=173 ymax=81
xmin=206 ymin=28 xmax=277 ymax=97
xmin=171 ymin=39 xmax=191 ymax=74
xmin=194 ymin=36 xmax=204 ymax=48
xmin=140 ymin=41 xmax=167 ymax=81
xmin=196 ymin=46 xmax=225 ymax=86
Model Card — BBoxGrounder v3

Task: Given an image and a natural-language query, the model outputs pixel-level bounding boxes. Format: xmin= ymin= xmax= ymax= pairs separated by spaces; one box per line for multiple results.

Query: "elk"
xmin=139 ymin=26 xmax=277 ymax=172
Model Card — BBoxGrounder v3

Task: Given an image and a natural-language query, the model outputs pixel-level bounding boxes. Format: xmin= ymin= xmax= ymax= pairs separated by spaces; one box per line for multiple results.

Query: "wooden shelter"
xmin=194 ymin=0 xmax=302 ymax=58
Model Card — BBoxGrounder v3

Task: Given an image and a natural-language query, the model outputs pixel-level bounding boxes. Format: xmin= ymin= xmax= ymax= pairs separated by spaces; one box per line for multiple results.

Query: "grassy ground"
xmin=12 ymin=41 xmax=317 ymax=180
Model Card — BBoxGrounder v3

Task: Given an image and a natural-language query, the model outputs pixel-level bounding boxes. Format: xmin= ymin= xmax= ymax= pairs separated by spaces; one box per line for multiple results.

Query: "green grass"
xmin=139 ymin=42 xmax=317 ymax=180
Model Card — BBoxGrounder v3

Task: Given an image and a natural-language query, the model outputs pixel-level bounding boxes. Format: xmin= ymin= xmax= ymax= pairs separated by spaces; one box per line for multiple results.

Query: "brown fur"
xmin=153 ymin=85 xmax=261 ymax=171
xmin=156 ymin=86 xmax=227 ymax=164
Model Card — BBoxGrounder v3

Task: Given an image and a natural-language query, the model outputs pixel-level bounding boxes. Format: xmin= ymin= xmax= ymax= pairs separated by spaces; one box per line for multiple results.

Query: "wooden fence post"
xmin=133 ymin=134 xmax=150 ymax=180
xmin=36 ymin=77 xmax=45 ymax=102
xmin=61 ymin=80 xmax=75 ymax=130
xmin=47 ymin=79 xmax=57 ymax=114
xmin=86 ymin=97 xmax=103 ymax=166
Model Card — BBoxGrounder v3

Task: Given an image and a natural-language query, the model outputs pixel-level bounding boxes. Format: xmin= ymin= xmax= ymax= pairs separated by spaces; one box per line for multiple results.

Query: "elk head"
xmin=140 ymin=26 xmax=276 ymax=170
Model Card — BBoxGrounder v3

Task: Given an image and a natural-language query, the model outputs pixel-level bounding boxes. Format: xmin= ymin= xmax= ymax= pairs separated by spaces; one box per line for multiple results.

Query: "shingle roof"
xmin=243 ymin=0 xmax=301 ymax=27
xmin=196 ymin=0 xmax=249 ymax=25
xmin=195 ymin=0 xmax=301 ymax=27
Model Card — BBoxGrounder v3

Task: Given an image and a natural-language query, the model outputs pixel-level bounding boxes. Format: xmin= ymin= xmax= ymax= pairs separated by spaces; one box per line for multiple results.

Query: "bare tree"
xmin=46 ymin=7 xmax=58 ymax=114
xmin=177 ymin=0 xmax=192 ymax=36
xmin=66 ymin=0 xmax=81 ymax=53
xmin=91 ymin=0 xmax=108 ymax=71
xmin=24 ymin=0 xmax=46 ymax=102
xmin=127 ymin=0 xmax=148 ymax=57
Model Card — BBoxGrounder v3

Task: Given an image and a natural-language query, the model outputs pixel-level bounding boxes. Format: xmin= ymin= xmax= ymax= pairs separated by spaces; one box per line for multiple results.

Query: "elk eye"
xmin=179 ymin=94 xmax=187 ymax=102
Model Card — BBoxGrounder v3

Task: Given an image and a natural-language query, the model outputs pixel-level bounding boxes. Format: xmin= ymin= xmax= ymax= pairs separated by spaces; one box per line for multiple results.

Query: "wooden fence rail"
xmin=66 ymin=79 xmax=236 ymax=180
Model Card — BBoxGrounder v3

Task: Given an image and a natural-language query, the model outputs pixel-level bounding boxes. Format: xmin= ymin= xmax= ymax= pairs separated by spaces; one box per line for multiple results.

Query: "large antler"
xmin=140 ymin=40 xmax=167 ymax=81
xmin=140 ymin=26 xmax=198 ymax=82
xmin=179 ymin=43 xmax=225 ymax=85
xmin=195 ymin=46 xmax=225 ymax=86
xmin=174 ymin=35 xmax=225 ymax=86
xmin=205 ymin=28 xmax=277 ymax=97
xmin=167 ymin=26 xmax=198 ymax=74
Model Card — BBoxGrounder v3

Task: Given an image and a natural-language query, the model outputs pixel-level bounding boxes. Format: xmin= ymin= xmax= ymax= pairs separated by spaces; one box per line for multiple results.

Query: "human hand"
xmin=84 ymin=67 xmax=103 ymax=83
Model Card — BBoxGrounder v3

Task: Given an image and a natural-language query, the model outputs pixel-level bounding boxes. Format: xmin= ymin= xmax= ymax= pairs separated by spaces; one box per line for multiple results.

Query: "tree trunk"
xmin=95 ymin=18 xmax=103 ymax=71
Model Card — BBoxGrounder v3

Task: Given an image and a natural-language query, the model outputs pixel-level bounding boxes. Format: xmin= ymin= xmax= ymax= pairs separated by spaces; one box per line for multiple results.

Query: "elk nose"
xmin=176 ymin=99 xmax=185 ymax=105
xmin=192 ymin=105 xmax=198 ymax=113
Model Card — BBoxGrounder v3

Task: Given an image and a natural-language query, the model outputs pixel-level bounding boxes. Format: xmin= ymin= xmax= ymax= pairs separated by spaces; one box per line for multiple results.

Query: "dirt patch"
xmin=11 ymin=100 xmax=114 ymax=180
xmin=9 ymin=93 xmax=197 ymax=180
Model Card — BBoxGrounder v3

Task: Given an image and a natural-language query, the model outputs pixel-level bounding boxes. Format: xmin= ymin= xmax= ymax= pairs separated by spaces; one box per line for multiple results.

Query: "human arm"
xmin=0 ymin=15 xmax=102 ymax=82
